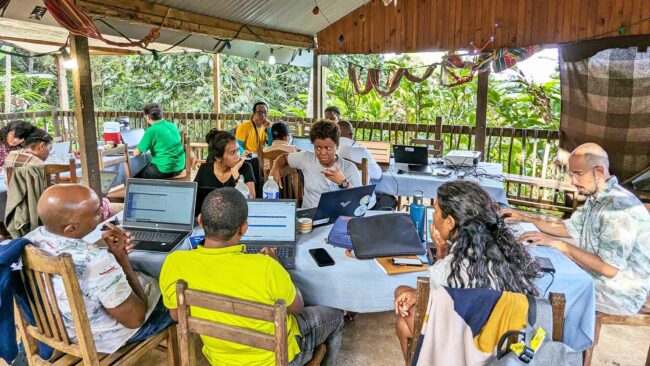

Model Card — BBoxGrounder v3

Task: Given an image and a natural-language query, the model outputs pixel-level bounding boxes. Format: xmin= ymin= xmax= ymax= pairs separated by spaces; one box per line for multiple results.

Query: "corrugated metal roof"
xmin=148 ymin=0 xmax=364 ymax=35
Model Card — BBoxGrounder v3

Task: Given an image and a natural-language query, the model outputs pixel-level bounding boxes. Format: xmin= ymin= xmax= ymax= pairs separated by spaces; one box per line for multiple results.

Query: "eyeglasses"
xmin=254 ymin=110 xmax=267 ymax=115
xmin=314 ymin=146 xmax=334 ymax=153
xmin=567 ymin=167 xmax=595 ymax=179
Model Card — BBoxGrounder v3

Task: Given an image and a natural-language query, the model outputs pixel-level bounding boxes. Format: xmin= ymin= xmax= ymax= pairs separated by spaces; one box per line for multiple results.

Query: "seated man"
xmin=336 ymin=121 xmax=382 ymax=182
xmin=269 ymin=120 xmax=361 ymax=209
xmin=324 ymin=106 xmax=341 ymax=123
xmin=25 ymin=185 xmax=171 ymax=353
xmin=159 ymin=188 xmax=344 ymax=365
xmin=502 ymin=143 xmax=650 ymax=315
xmin=4 ymin=128 xmax=52 ymax=168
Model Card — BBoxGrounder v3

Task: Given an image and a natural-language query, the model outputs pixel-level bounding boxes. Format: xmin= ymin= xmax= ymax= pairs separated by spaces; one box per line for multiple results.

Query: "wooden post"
xmin=55 ymin=55 xmax=70 ymax=110
xmin=212 ymin=53 xmax=221 ymax=129
xmin=475 ymin=69 xmax=489 ymax=161
xmin=3 ymin=52 xmax=10 ymax=113
xmin=70 ymin=35 xmax=102 ymax=196
xmin=312 ymin=50 xmax=322 ymax=120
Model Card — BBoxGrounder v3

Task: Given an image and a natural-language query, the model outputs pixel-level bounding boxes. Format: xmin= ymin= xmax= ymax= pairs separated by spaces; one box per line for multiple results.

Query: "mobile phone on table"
xmin=392 ymin=257 xmax=423 ymax=266
xmin=309 ymin=248 xmax=335 ymax=267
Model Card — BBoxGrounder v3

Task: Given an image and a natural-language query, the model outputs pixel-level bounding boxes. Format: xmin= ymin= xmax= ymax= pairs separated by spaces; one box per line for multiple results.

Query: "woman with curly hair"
xmin=0 ymin=120 xmax=35 ymax=168
xmin=394 ymin=180 xmax=539 ymax=358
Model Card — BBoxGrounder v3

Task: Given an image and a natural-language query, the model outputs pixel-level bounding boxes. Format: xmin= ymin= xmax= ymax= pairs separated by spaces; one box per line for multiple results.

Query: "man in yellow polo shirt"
xmin=159 ymin=188 xmax=344 ymax=365
xmin=235 ymin=101 xmax=271 ymax=154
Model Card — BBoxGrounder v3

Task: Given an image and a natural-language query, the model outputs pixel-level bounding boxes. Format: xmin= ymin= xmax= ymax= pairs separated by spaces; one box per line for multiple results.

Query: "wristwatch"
xmin=338 ymin=179 xmax=349 ymax=189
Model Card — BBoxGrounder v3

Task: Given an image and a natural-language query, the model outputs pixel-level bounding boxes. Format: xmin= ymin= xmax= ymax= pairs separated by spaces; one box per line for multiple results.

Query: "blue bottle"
xmin=410 ymin=190 xmax=426 ymax=242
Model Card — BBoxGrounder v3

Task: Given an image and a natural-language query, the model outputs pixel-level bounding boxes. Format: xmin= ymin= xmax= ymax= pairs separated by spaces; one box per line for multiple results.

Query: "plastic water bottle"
xmin=409 ymin=190 xmax=426 ymax=242
xmin=263 ymin=177 xmax=280 ymax=199
xmin=235 ymin=176 xmax=250 ymax=199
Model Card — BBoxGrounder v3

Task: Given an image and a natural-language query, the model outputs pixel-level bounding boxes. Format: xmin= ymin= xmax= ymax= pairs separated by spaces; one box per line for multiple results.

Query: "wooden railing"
xmin=0 ymin=109 xmax=561 ymax=179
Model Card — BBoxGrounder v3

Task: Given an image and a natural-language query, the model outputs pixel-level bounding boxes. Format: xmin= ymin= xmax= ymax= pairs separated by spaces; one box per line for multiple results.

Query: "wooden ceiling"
xmin=317 ymin=0 xmax=650 ymax=55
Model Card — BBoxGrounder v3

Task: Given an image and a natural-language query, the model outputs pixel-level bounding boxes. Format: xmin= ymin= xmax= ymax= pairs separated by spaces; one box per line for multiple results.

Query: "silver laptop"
xmin=51 ymin=141 xmax=70 ymax=156
xmin=241 ymin=199 xmax=297 ymax=269
xmin=122 ymin=178 xmax=197 ymax=252
xmin=100 ymin=171 xmax=118 ymax=196
xmin=120 ymin=128 xmax=145 ymax=149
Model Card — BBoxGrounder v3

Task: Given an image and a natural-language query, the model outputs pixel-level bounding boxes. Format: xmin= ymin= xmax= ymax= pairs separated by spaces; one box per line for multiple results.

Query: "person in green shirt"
xmin=133 ymin=103 xmax=186 ymax=179
xmin=159 ymin=188 xmax=344 ymax=365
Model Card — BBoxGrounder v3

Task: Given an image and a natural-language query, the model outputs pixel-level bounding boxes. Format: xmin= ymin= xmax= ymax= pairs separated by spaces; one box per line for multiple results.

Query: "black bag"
xmin=348 ymin=213 xmax=425 ymax=259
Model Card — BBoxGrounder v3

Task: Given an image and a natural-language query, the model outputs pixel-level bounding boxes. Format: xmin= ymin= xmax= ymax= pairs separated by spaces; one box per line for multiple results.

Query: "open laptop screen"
xmin=241 ymin=200 xmax=296 ymax=244
xmin=120 ymin=128 xmax=145 ymax=148
xmin=124 ymin=180 xmax=196 ymax=227
xmin=292 ymin=136 xmax=313 ymax=152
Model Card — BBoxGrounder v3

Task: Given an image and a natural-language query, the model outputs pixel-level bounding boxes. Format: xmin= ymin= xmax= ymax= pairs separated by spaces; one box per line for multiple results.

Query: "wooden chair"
xmin=15 ymin=245 xmax=178 ymax=366
xmin=582 ymin=296 xmax=650 ymax=366
xmin=357 ymin=141 xmax=391 ymax=165
xmin=98 ymin=144 xmax=131 ymax=179
xmin=410 ymin=138 xmax=444 ymax=158
xmin=405 ymin=277 xmax=567 ymax=365
xmin=175 ymin=280 xmax=325 ymax=366
xmin=261 ymin=149 xmax=289 ymax=182
xmin=171 ymin=132 xmax=192 ymax=181
xmin=45 ymin=158 xmax=78 ymax=186
xmin=280 ymin=169 xmax=304 ymax=207
xmin=504 ymin=173 xmax=581 ymax=215
xmin=189 ymin=142 xmax=208 ymax=169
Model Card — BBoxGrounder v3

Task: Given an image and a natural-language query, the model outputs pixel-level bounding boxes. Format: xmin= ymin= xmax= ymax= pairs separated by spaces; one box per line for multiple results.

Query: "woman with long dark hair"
xmin=194 ymin=129 xmax=256 ymax=197
xmin=0 ymin=120 xmax=35 ymax=168
xmin=394 ymin=180 xmax=539 ymax=358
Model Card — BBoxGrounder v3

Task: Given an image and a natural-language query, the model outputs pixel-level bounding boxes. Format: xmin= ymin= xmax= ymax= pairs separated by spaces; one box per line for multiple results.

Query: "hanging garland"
xmin=347 ymin=44 xmax=541 ymax=95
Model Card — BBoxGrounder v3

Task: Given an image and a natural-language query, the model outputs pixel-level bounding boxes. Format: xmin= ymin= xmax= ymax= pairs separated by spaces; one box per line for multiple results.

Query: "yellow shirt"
xmin=159 ymin=244 xmax=301 ymax=365
xmin=235 ymin=121 xmax=267 ymax=153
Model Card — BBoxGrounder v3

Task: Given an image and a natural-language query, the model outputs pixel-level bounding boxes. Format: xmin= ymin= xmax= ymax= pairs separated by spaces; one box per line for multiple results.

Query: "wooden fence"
xmin=0 ymin=109 xmax=562 ymax=180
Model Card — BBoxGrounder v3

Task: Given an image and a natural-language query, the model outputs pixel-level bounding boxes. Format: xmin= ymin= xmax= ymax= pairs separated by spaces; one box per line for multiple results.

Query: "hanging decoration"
xmin=348 ymin=64 xmax=436 ymax=96
xmin=43 ymin=0 xmax=167 ymax=48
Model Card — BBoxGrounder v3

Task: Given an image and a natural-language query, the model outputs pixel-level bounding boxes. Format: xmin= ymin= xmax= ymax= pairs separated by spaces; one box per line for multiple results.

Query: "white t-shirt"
xmin=337 ymin=137 xmax=382 ymax=180
xmin=25 ymin=227 xmax=161 ymax=353
xmin=287 ymin=151 xmax=361 ymax=209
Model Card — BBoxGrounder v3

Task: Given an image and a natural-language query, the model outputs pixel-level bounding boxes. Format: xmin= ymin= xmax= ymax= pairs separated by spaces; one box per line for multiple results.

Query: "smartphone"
xmin=309 ymin=248 xmax=335 ymax=267
xmin=535 ymin=256 xmax=556 ymax=274
xmin=392 ymin=257 xmax=423 ymax=266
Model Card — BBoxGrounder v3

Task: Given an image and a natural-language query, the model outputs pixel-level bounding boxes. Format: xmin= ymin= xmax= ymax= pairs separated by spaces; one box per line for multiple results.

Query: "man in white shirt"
xmin=337 ymin=121 xmax=382 ymax=181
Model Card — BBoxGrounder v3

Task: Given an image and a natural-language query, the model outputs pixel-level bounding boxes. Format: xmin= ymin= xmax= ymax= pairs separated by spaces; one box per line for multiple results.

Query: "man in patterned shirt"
xmin=502 ymin=143 xmax=650 ymax=315
xmin=25 ymin=184 xmax=173 ymax=353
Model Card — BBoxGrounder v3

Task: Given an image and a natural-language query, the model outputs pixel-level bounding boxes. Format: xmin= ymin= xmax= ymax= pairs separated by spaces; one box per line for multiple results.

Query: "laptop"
xmin=292 ymin=136 xmax=313 ymax=152
xmin=394 ymin=145 xmax=431 ymax=174
xmin=99 ymin=171 xmax=118 ymax=196
xmin=51 ymin=141 xmax=71 ymax=156
xmin=241 ymin=199 xmax=297 ymax=269
xmin=120 ymin=128 xmax=145 ymax=149
xmin=297 ymin=184 xmax=376 ymax=227
xmin=121 ymin=178 xmax=197 ymax=252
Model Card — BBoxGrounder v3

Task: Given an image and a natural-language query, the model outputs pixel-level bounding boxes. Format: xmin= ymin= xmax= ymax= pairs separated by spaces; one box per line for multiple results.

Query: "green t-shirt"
xmin=137 ymin=119 xmax=185 ymax=173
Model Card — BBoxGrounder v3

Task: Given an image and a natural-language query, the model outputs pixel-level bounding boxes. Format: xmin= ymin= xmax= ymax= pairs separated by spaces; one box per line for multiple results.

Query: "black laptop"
xmin=297 ymin=184 xmax=376 ymax=227
xmin=241 ymin=199 xmax=297 ymax=269
xmin=394 ymin=145 xmax=431 ymax=173
xmin=121 ymin=178 xmax=197 ymax=252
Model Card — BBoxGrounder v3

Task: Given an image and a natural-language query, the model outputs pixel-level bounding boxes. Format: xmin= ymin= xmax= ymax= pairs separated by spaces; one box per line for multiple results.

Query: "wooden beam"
xmin=0 ymin=36 xmax=139 ymax=55
xmin=77 ymin=0 xmax=314 ymax=49
xmin=312 ymin=51 xmax=322 ymax=120
xmin=212 ymin=53 xmax=220 ymax=115
xmin=475 ymin=69 xmax=489 ymax=161
xmin=3 ymin=52 xmax=9 ymax=113
xmin=70 ymin=35 xmax=102 ymax=196
xmin=55 ymin=55 xmax=70 ymax=111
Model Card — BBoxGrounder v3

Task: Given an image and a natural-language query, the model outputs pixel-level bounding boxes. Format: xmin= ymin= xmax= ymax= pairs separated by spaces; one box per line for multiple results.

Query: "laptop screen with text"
xmin=125 ymin=181 xmax=195 ymax=226
xmin=241 ymin=200 xmax=296 ymax=244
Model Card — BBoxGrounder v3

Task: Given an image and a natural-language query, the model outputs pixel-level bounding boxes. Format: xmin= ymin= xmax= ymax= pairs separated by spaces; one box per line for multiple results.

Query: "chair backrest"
xmin=261 ymin=149 xmax=288 ymax=182
xmin=348 ymin=158 xmax=368 ymax=186
xmin=98 ymin=144 xmax=131 ymax=179
xmin=16 ymin=245 xmax=101 ymax=365
xmin=405 ymin=277 xmax=567 ymax=365
xmin=410 ymin=138 xmax=444 ymax=158
xmin=357 ymin=141 xmax=391 ymax=164
xmin=44 ymin=157 xmax=78 ymax=186
xmin=175 ymin=280 xmax=289 ymax=366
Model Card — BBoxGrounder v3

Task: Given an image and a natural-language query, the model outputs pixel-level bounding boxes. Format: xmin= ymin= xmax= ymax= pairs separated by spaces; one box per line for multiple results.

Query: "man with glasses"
xmin=501 ymin=143 xmax=650 ymax=315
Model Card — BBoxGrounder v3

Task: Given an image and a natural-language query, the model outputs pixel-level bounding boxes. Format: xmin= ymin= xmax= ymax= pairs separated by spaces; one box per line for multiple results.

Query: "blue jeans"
xmin=126 ymin=299 xmax=175 ymax=344
xmin=289 ymin=306 xmax=344 ymax=366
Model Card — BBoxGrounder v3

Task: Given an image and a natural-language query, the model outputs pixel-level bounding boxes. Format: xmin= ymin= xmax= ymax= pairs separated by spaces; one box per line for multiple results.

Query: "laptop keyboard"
xmin=509 ymin=222 xmax=526 ymax=238
xmin=130 ymin=230 xmax=181 ymax=243
xmin=245 ymin=246 xmax=294 ymax=258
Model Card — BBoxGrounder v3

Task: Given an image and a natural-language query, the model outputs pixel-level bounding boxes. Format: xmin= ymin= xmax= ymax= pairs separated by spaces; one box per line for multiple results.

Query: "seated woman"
xmin=133 ymin=103 xmax=185 ymax=179
xmin=194 ymin=129 xmax=256 ymax=198
xmin=0 ymin=120 xmax=35 ymax=168
xmin=235 ymin=101 xmax=271 ymax=154
xmin=262 ymin=122 xmax=297 ymax=171
xmin=4 ymin=128 xmax=53 ymax=168
xmin=269 ymin=119 xmax=361 ymax=209
xmin=394 ymin=180 xmax=539 ymax=358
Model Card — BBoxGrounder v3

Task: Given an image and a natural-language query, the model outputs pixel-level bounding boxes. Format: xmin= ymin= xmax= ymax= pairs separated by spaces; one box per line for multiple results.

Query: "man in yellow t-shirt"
xmin=235 ymin=101 xmax=271 ymax=153
xmin=159 ymin=188 xmax=344 ymax=365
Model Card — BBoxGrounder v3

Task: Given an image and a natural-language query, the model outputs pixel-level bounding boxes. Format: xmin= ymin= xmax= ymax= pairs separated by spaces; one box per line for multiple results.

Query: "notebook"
xmin=374 ymin=256 xmax=430 ymax=275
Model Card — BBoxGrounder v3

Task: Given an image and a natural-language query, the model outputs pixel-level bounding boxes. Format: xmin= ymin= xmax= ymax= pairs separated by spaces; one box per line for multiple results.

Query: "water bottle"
xmin=263 ymin=176 xmax=280 ymax=199
xmin=409 ymin=190 xmax=426 ymax=242
xmin=235 ymin=175 xmax=250 ymax=199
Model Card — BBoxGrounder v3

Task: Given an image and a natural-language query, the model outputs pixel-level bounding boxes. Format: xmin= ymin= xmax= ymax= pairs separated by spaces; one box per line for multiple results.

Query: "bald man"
xmin=501 ymin=143 xmax=650 ymax=315
xmin=25 ymin=185 xmax=172 ymax=353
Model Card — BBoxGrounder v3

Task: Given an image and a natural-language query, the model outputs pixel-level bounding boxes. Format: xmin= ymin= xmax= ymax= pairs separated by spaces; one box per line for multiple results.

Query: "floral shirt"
xmin=25 ymin=227 xmax=161 ymax=353
xmin=565 ymin=177 xmax=650 ymax=314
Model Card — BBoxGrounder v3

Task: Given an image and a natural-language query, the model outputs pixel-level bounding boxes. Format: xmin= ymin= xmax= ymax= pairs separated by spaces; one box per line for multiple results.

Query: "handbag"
xmin=348 ymin=213 xmax=425 ymax=259
xmin=326 ymin=216 xmax=353 ymax=250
